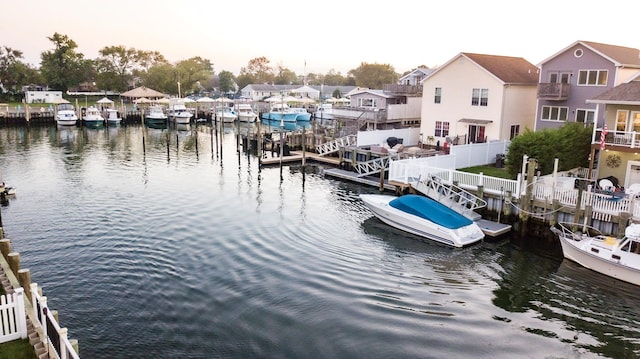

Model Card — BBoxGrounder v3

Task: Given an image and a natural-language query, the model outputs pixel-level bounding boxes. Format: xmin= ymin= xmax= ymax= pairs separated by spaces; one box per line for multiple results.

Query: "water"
xmin=0 ymin=123 xmax=639 ymax=359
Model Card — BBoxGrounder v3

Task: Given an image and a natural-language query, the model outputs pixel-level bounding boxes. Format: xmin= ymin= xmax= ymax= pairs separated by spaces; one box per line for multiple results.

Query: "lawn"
xmin=0 ymin=339 xmax=36 ymax=359
xmin=458 ymin=164 xmax=515 ymax=179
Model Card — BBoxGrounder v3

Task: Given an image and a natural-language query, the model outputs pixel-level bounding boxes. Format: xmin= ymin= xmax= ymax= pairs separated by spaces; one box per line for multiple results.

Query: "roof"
xmin=121 ymin=86 xmax=166 ymax=98
xmin=349 ymin=89 xmax=395 ymax=98
xmin=538 ymin=40 xmax=640 ymax=68
xmin=462 ymin=53 xmax=539 ymax=84
xmin=587 ymin=80 xmax=640 ymax=105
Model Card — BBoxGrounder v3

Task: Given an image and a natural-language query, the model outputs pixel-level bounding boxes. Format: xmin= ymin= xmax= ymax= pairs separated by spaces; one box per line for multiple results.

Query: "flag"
xmin=600 ymin=123 xmax=608 ymax=150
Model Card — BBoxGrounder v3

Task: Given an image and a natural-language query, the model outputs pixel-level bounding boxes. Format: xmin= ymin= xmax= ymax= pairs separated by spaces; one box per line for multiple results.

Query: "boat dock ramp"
xmin=259 ymin=148 xmax=511 ymax=237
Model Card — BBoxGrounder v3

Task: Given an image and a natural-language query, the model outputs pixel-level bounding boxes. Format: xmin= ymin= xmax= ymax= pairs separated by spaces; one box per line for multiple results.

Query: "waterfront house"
xmin=587 ymin=75 xmax=640 ymax=188
xmin=419 ymin=53 xmax=538 ymax=147
xmin=399 ymin=67 xmax=434 ymax=86
xmin=535 ymin=40 xmax=640 ymax=131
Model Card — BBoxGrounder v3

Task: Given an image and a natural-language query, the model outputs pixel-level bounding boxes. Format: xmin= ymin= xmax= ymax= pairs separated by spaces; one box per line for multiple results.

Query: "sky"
xmin=2 ymin=0 xmax=639 ymax=76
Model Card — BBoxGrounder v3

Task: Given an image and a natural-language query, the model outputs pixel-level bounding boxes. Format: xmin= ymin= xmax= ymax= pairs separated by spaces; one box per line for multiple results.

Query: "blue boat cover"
xmin=389 ymin=195 xmax=473 ymax=229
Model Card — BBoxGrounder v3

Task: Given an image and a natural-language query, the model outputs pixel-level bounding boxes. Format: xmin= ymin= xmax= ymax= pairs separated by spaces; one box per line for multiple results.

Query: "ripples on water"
xmin=0 ymin=124 xmax=638 ymax=358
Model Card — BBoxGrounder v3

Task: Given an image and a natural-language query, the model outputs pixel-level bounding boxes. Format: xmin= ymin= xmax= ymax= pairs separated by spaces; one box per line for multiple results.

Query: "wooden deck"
xmin=260 ymin=151 xmax=342 ymax=166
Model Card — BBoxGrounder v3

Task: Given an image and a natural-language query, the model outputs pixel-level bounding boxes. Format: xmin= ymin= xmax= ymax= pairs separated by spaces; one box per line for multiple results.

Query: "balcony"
xmin=383 ymin=84 xmax=422 ymax=95
xmin=537 ymin=83 xmax=570 ymax=100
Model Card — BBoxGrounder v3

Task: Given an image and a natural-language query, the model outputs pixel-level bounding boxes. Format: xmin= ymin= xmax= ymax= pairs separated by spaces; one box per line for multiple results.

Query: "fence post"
xmin=14 ymin=287 xmax=27 ymax=339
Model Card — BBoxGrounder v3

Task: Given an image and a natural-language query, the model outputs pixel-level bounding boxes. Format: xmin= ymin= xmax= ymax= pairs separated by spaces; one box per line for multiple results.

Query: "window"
xmin=358 ymin=98 xmax=377 ymax=108
xmin=577 ymin=70 xmax=608 ymax=86
xmin=471 ymin=88 xmax=488 ymax=106
xmin=541 ymin=106 xmax=569 ymax=121
xmin=575 ymin=109 xmax=595 ymax=124
xmin=616 ymin=110 xmax=629 ymax=131
xmin=549 ymin=72 xmax=571 ymax=83
xmin=434 ymin=121 xmax=449 ymax=137
xmin=434 ymin=87 xmax=441 ymax=104
xmin=510 ymin=125 xmax=520 ymax=140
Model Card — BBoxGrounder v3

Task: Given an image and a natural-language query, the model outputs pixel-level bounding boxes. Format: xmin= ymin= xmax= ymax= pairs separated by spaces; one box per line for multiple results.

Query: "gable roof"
xmin=538 ymin=40 xmax=640 ymax=68
xmin=587 ymin=80 xmax=640 ymax=105
xmin=349 ymin=89 xmax=395 ymax=98
xmin=462 ymin=53 xmax=539 ymax=84
xmin=399 ymin=67 xmax=435 ymax=81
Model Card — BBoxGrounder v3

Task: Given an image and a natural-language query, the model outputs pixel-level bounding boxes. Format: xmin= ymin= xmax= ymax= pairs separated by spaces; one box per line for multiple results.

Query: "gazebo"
xmin=120 ymin=86 xmax=166 ymax=100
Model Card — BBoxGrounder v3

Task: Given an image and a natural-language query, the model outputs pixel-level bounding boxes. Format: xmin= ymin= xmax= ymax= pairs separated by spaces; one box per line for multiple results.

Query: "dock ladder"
xmin=411 ymin=174 xmax=486 ymax=221
xmin=316 ymin=134 xmax=357 ymax=156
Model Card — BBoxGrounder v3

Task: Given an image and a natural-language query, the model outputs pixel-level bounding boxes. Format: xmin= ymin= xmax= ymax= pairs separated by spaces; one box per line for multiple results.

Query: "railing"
xmin=537 ymin=83 xmax=570 ymax=100
xmin=411 ymin=174 xmax=486 ymax=219
xmin=593 ymin=128 xmax=640 ymax=148
xmin=382 ymin=84 xmax=422 ymax=95
xmin=31 ymin=283 xmax=80 ymax=359
xmin=316 ymin=135 xmax=357 ymax=156
xmin=0 ymin=288 xmax=27 ymax=343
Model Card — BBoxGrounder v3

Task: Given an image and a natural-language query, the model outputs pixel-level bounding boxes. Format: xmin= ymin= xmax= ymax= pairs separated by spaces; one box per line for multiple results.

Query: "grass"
xmin=458 ymin=164 xmax=515 ymax=179
xmin=0 ymin=339 xmax=36 ymax=359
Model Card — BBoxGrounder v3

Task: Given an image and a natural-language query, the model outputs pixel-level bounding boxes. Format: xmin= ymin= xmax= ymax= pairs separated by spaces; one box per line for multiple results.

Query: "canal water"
xmin=0 ymin=123 xmax=638 ymax=359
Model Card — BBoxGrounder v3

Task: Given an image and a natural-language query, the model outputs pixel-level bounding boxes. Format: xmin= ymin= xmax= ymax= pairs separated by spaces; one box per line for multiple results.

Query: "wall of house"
xmin=387 ymin=97 xmax=421 ymax=121
xmin=420 ymin=56 xmax=504 ymax=144
xmin=536 ymin=43 xmax=617 ymax=131
xmin=502 ymin=84 xmax=537 ymax=138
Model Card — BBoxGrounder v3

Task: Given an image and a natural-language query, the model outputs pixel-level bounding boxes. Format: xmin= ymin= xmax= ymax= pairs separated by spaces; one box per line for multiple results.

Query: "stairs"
xmin=411 ymin=174 xmax=486 ymax=221
xmin=316 ymin=135 xmax=357 ymax=156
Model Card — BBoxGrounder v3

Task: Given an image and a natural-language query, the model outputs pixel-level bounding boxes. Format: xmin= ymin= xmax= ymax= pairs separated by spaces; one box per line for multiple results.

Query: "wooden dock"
xmin=260 ymin=151 xmax=341 ymax=166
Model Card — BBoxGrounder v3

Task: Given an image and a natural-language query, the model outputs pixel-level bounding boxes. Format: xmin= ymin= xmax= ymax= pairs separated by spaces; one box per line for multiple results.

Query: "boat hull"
xmin=170 ymin=113 xmax=192 ymax=124
xmin=557 ymin=232 xmax=640 ymax=286
xmin=261 ymin=112 xmax=297 ymax=122
xmin=360 ymin=194 xmax=484 ymax=248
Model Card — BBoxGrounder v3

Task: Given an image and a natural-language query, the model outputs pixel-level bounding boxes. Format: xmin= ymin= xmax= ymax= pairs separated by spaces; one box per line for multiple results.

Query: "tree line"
xmin=0 ymin=32 xmax=419 ymax=101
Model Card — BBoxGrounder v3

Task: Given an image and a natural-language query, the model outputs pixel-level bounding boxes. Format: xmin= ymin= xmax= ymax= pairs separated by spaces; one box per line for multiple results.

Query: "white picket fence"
xmin=30 ymin=283 xmax=80 ymax=359
xmin=0 ymin=288 xmax=27 ymax=343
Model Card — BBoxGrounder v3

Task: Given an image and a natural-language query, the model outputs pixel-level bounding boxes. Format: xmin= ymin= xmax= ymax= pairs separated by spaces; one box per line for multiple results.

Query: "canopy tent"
xmin=156 ymin=98 xmax=171 ymax=104
xmin=264 ymin=95 xmax=298 ymax=103
xmin=133 ymin=97 xmax=152 ymax=104
xmin=213 ymin=97 xmax=232 ymax=103
xmin=196 ymin=97 xmax=215 ymax=103
xmin=96 ymin=97 xmax=114 ymax=104
xmin=121 ymin=86 xmax=166 ymax=99
xmin=292 ymin=97 xmax=316 ymax=104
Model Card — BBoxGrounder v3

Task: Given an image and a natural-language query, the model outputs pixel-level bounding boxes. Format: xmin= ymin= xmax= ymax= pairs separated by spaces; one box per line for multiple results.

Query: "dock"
xmin=260 ymin=151 xmax=341 ymax=166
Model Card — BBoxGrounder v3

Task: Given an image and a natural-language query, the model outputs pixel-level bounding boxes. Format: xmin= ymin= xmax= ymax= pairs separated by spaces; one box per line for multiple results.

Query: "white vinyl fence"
xmin=0 ymin=288 xmax=27 ymax=343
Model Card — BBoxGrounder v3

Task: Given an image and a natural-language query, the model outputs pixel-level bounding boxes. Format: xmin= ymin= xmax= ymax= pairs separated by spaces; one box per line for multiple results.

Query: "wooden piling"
xmin=7 ymin=252 xmax=19 ymax=273
xmin=0 ymin=238 xmax=10 ymax=259
xmin=18 ymin=268 xmax=31 ymax=298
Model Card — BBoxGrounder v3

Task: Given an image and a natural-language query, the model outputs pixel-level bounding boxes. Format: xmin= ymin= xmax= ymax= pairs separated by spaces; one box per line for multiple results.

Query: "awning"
xmin=458 ymin=118 xmax=493 ymax=125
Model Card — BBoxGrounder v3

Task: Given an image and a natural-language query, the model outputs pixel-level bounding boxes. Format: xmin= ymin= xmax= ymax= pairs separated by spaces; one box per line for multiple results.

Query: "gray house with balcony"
xmin=535 ymin=40 xmax=640 ymax=131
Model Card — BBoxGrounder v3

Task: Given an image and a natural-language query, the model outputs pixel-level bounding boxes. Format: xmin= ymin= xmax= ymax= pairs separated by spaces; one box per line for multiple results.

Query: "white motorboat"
xmin=314 ymin=103 xmax=334 ymax=121
xmin=215 ymin=106 xmax=237 ymax=123
xmin=55 ymin=103 xmax=78 ymax=126
xmin=168 ymin=99 xmax=193 ymax=124
xmin=550 ymin=222 xmax=640 ymax=286
xmin=146 ymin=105 xmax=168 ymax=124
xmin=359 ymin=194 xmax=485 ymax=248
xmin=105 ymin=109 xmax=122 ymax=125
xmin=236 ymin=103 xmax=257 ymax=122
xmin=83 ymin=106 xmax=105 ymax=126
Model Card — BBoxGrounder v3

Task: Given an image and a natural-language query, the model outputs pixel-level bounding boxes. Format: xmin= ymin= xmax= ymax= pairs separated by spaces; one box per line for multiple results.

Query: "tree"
xmin=0 ymin=46 xmax=40 ymax=97
xmin=239 ymin=56 xmax=275 ymax=85
xmin=94 ymin=45 xmax=139 ymax=92
xmin=274 ymin=65 xmax=298 ymax=85
xmin=40 ymin=33 xmax=88 ymax=92
xmin=348 ymin=62 xmax=398 ymax=89
xmin=218 ymin=70 xmax=236 ymax=94
xmin=142 ymin=63 xmax=176 ymax=94
xmin=323 ymin=69 xmax=348 ymax=86
xmin=174 ymin=56 xmax=213 ymax=96
xmin=505 ymin=123 xmax=592 ymax=177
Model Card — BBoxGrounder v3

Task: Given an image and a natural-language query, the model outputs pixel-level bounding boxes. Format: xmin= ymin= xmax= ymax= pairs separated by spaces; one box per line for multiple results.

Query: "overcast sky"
xmin=2 ymin=0 xmax=638 ymax=76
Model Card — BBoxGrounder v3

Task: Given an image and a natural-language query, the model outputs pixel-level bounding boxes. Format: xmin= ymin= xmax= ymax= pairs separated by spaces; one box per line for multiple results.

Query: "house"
xmin=399 ymin=67 xmax=434 ymax=86
xmin=24 ymin=90 xmax=63 ymax=104
xmin=419 ymin=52 xmax=538 ymax=147
xmin=586 ymin=74 xmax=640 ymax=188
xmin=535 ymin=40 xmax=640 ymax=131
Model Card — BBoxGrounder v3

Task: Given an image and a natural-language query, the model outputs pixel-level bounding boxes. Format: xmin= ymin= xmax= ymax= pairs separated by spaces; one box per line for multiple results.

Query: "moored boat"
xmin=550 ymin=222 xmax=640 ymax=286
xmin=260 ymin=103 xmax=298 ymax=122
xmin=105 ymin=109 xmax=122 ymax=125
xmin=83 ymin=106 xmax=105 ymax=126
xmin=359 ymin=194 xmax=485 ymax=248
xmin=314 ymin=103 xmax=334 ymax=121
xmin=290 ymin=107 xmax=311 ymax=121
xmin=168 ymin=99 xmax=193 ymax=124
xmin=55 ymin=103 xmax=79 ymax=126
xmin=215 ymin=106 xmax=237 ymax=123
xmin=146 ymin=105 xmax=168 ymax=125
xmin=236 ymin=103 xmax=257 ymax=122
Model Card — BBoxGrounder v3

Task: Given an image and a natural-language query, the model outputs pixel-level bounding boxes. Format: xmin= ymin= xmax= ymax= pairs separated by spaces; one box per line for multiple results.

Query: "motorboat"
xmin=236 ymin=103 xmax=257 ymax=122
xmin=260 ymin=103 xmax=297 ymax=122
xmin=290 ymin=107 xmax=311 ymax=121
xmin=550 ymin=222 xmax=640 ymax=286
xmin=314 ymin=103 xmax=334 ymax=121
xmin=146 ymin=105 xmax=168 ymax=125
xmin=55 ymin=103 xmax=78 ymax=126
xmin=83 ymin=106 xmax=105 ymax=126
xmin=105 ymin=109 xmax=122 ymax=125
xmin=168 ymin=99 xmax=193 ymax=124
xmin=215 ymin=106 xmax=238 ymax=123
xmin=359 ymin=194 xmax=485 ymax=248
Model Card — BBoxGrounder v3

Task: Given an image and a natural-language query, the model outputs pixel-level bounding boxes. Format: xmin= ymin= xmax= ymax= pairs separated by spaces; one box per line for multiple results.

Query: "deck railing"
xmin=0 ymin=288 xmax=27 ymax=344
